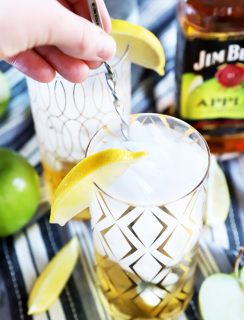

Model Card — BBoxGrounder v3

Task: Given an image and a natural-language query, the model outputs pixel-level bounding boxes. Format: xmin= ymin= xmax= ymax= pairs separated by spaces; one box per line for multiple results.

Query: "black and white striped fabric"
xmin=0 ymin=1 xmax=243 ymax=319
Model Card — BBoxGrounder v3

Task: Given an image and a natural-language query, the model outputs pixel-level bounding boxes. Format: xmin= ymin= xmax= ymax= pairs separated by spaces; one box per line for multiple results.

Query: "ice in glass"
xmin=87 ymin=113 xmax=210 ymax=319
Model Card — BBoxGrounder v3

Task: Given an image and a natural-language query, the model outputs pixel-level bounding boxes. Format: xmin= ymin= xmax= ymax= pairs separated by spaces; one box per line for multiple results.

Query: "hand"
xmin=0 ymin=0 xmax=116 ymax=83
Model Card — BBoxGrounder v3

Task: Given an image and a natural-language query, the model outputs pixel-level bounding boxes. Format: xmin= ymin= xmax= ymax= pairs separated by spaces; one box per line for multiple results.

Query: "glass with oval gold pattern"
xmin=26 ymin=52 xmax=131 ymax=204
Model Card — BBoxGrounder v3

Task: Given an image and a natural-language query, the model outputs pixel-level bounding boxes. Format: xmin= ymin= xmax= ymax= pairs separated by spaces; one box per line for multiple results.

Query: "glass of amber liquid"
xmin=26 ymin=54 xmax=131 ymax=201
xmin=87 ymin=114 xmax=210 ymax=319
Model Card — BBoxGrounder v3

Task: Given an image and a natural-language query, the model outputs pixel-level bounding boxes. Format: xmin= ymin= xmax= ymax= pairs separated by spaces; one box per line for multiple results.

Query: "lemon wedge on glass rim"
xmin=50 ymin=148 xmax=146 ymax=226
xmin=28 ymin=237 xmax=79 ymax=315
xmin=111 ymin=19 xmax=165 ymax=75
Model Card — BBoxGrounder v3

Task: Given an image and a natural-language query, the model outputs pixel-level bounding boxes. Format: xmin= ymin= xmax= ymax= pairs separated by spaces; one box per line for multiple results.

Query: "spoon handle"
xmin=87 ymin=0 xmax=130 ymax=140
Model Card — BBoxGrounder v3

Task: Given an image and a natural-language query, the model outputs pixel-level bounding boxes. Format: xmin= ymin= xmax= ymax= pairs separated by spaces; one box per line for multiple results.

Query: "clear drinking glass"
xmin=26 ymin=54 xmax=131 ymax=199
xmin=87 ymin=113 xmax=210 ymax=320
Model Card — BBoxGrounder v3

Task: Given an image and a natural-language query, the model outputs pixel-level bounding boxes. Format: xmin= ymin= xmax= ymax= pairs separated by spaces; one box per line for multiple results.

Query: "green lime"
xmin=0 ymin=148 xmax=40 ymax=237
xmin=0 ymin=71 xmax=10 ymax=119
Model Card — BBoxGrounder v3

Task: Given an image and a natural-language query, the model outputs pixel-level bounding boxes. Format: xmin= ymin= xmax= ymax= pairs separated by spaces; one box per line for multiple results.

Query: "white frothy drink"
xmin=94 ymin=120 xmax=208 ymax=205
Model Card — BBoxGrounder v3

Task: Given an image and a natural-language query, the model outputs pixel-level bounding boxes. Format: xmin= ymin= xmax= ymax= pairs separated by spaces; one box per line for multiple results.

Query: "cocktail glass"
xmin=87 ymin=113 xmax=210 ymax=319
xmin=26 ymin=52 xmax=130 ymax=200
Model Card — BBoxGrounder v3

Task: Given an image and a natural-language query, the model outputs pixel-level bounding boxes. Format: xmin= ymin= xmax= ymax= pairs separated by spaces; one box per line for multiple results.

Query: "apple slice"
xmin=240 ymin=267 xmax=244 ymax=288
xmin=204 ymin=155 xmax=230 ymax=226
xmin=199 ymin=273 xmax=244 ymax=320
xmin=199 ymin=248 xmax=244 ymax=320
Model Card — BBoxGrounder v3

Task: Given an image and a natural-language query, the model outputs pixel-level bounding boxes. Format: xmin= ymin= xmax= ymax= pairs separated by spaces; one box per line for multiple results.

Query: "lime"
xmin=0 ymin=71 xmax=10 ymax=119
xmin=0 ymin=148 xmax=40 ymax=237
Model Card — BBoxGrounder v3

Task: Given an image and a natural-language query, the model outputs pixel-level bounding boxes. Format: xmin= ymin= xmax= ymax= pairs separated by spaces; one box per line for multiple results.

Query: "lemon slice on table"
xmin=204 ymin=155 xmax=230 ymax=227
xmin=50 ymin=148 xmax=146 ymax=226
xmin=111 ymin=19 xmax=165 ymax=75
xmin=28 ymin=237 xmax=79 ymax=315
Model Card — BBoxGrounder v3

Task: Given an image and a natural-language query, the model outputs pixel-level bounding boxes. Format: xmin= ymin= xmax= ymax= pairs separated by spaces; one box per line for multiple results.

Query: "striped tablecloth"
xmin=0 ymin=1 xmax=243 ymax=319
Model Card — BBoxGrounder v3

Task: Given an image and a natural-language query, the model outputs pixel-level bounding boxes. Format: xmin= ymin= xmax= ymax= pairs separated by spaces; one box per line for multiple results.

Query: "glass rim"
xmin=87 ymin=113 xmax=211 ymax=207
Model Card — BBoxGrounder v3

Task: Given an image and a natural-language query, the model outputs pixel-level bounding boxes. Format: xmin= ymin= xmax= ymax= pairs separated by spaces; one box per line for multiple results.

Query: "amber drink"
xmin=27 ymin=56 xmax=131 ymax=199
xmin=87 ymin=114 xmax=210 ymax=319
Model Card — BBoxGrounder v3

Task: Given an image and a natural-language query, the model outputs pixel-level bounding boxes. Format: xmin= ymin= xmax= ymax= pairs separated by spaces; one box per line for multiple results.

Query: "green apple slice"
xmin=181 ymin=73 xmax=203 ymax=117
xmin=0 ymin=71 xmax=10 ymax=119
xmin=199 ymin=273 xmax=244 ymax=320
xmin=204 ymin=155 xmax=230 ymax=226
xmin=240 ymin=267 xmax=244 ymax=288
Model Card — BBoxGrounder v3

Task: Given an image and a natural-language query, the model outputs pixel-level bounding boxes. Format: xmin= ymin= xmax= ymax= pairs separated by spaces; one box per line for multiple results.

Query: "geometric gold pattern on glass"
xmin=93 ymin=187 xmax=204 ymax=319
xmin=89 ymin=114 xmax=210 ymax=319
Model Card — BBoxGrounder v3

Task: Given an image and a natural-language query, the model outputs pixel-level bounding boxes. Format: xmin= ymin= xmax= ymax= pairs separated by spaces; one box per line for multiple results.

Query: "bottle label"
xmin=178 ymin=33 xmax=244 ymax=120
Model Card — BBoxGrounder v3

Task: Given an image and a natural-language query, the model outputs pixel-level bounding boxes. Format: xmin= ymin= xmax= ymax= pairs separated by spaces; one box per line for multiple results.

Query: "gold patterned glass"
xmin=87 ymin=114 xmax=210 ymax=320
xmin=26 ymin=54 xmax=131 ymax=198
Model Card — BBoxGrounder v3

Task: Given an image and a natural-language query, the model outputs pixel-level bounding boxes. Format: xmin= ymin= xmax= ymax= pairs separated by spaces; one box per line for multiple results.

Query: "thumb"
xmin=47 ymin=1 xmax=116 ymax=61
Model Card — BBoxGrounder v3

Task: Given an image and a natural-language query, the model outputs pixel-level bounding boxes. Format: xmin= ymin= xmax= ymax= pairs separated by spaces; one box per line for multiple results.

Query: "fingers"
xmin=48 ymin=1 xmax=116 ymax=61
xmin=1 ymin=0 xmax=114 ymax=83
xmin=5 ymin=46 xmax=100 ymax=83
xmin=86 ymin=61 xmax=102 ymax=69
xmin=37 ymin=46 xmax=90 ymax=83
xmin=5 ymin=50 xmax=56 ymax=83
xmin=0 ymin=0 xmax=114 ymax=63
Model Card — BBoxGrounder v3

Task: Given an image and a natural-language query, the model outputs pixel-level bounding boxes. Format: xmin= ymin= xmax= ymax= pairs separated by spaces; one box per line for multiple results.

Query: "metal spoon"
xmin=87 ymin=0 xmax=130 ymax=140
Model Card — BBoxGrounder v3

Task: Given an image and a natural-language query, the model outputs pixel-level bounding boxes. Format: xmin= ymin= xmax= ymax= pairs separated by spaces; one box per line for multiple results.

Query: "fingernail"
xmin=97 ymin=33 xmax=116 ymax=60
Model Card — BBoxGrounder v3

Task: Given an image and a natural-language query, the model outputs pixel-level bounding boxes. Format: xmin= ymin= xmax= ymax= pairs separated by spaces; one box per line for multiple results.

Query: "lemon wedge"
xmin=75 ymin=208 xmax=91 ymax=220
xmin=50 ymin=148 xmax=146 ymax=226
xmin=28 ymin=237 xmax=79 ymax=315
xmin=111 ymin=19 xmax=165 ymax=75
xmin=204 ymin=155 xmax=230 ymax=227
